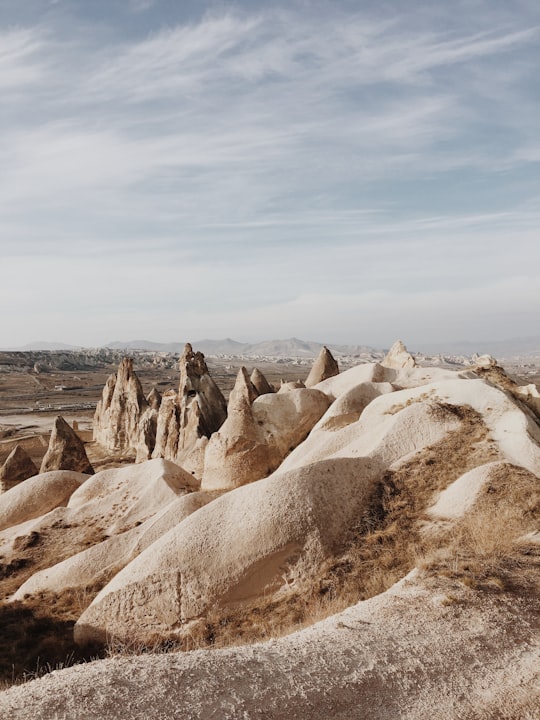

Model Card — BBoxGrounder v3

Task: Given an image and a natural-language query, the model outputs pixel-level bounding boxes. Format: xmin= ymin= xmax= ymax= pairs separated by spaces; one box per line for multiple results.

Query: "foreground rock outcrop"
xmin=1 ymin=344 xmax=539 ymax=719
xmin=40 ymin=416 xmax=94 ymax=475
xmin=1 ymin=575 xmax=538 ymax=720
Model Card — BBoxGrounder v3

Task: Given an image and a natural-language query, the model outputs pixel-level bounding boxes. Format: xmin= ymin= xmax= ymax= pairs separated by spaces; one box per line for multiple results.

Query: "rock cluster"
xmin=152 ymin=344 xmax=228 ymax=476
xmin=0 ymin=341 xmax=539 ymax=720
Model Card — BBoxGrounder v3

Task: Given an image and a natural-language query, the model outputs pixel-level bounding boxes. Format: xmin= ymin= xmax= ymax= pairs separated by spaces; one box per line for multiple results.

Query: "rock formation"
xmin=0 ymin=445 xmax=38 ymax=493
xmin=146 ymin=387 xmax=162 ymax=410
xmin=40 ymin=416 xmax=94 ymax=474
xmin=305 ymin=345 xmax=339 ymax=387
xmin=0 ymin=470 xmax=88 ymax=532
xmin=202 ymin=368 xmax=271 ymax=490
xmin=93 ymin=358 xmax=148 ymax=455
xmin=278 ymin=379 xmax=305 ymax=392
xmin=250 ymin=367 xmax=274 ymax=395
xmin=1 ymin=346 xmax=539 ymax=720
xmin=5 ymin=574 xmax=538 ymax=720
xmin=135 ymin=406 xmax=159 ymax=463
xmin=381 ymin=339 xmax=416 ymax=369
xmin=152 ymin=344 xmax=227 ymax=477
xmin=251 ymin=387 xmax=331 ymax=469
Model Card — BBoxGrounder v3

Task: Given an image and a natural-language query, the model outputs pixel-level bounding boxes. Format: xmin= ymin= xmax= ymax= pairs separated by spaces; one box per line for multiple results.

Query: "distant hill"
xmin=412 ymin=336 xmax=540 ymax=357
xmin=5 ymin=335 xmax=540 ymax=358
xmin=8 ymin=341 xmax=82 ymax=351
xmin=105 ymin=337 xmax=378 ymax=358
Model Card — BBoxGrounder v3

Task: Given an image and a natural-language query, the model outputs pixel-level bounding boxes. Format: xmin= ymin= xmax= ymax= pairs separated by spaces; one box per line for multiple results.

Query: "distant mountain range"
xmin=4 ymin=336 xmax=540 ymax=358
xmin=104 ymin=337 xmax=378 ymax=358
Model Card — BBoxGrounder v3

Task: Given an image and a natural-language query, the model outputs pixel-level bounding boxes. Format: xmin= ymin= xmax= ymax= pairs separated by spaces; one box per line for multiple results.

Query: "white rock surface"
xmin=0 ymin=471 xmax=88 ymax=532
xmin=1 ymin=575 xmax=538 ymax=720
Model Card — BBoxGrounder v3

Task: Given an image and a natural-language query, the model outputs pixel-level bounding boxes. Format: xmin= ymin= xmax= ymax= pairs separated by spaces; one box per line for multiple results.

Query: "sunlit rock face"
xmin=152 ymin=344 xmax=228 ymax=477
xmin=93 ymin=358 xmax=148 ymax=455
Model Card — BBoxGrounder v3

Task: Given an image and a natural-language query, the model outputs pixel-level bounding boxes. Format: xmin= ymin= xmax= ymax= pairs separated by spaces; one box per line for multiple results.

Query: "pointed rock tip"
xmin=305 ymin=345 xmax=339 ymax=387
xmin=382 ymin=340 xmax=416 ymax=370
xmin=250 ymin=367 xmax=274 ymax=395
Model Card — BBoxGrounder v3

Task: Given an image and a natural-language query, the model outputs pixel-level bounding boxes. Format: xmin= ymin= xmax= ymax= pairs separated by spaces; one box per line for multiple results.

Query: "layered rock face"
xmin=93 ymin=358 xmax=149 ymax=455
xmin=152 ymin=344 xmax=227 ymax=476
xmin=40 ymin=416 xmax=94 ymax=474
xmin=0 ymin=445 xmax=38 ymax=493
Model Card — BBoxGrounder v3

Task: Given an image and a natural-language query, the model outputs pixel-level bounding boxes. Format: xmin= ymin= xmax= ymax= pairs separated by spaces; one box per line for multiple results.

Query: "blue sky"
xmin=1 ymin=0 xmax=539 ymax=348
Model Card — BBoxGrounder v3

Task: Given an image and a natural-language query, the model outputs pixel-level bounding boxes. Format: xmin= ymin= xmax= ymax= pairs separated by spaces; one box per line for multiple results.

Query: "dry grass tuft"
xmin=421 ymin=463 xmax=540 ymax=594
xmin=0 ymin=593 xmax=105 ymax=687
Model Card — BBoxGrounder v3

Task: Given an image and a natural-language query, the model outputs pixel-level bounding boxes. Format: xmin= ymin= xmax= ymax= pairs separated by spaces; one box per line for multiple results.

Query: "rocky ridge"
xmin=0 ymin=341 xmax=538 ymax=719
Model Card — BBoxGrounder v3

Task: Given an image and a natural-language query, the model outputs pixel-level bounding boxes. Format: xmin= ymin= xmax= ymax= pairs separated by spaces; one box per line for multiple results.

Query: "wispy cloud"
xmin=1 ymin=1 xmax=540 ymax=346
xmin=0 ymin=27 xmax=48 ymax=90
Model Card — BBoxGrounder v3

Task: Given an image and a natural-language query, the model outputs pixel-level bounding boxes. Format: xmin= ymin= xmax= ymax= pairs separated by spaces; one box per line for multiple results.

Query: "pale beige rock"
xmin=152 ymin=344 xmax=227 ymax=477
xmin=473 ymin=353 xmax=498 ymax=368
xmin=281 ymin=377 xmax=540 ymax=476
xmin=12 ymin=491 xmax=213 ymax=600
xmin=152 ymin=390 xmax=179 ymax=460
xmin=427 ymin=461 xmax=507 ymax=520
xmin=314 ymin=362 xmax=390 ymax=400
xmin=40 ymin=416 xmax=94 ymax=474
xmin=382 ymin=339 xmax=417 ymax=369
xmin=250 ymin=367 xmax=274 ymax=395
xmin=312 ymin=381 xmax=395 ymax=433
xmin=0 ymin=460 xmax=197 ymax=591
xmin=146 ymin=387 xmax=162 ymax=410
xmin=76 ymin=379 xmax=485 ymax=646
xmin=75 ymin=454 xmax=382 ymax=645
xmin=0 ymin=470 xmax=88 ymax=532
xmin=67 ymin=458 xmax=198 ymax=536
xmin=134 ymin=407 xmax=158 ymax=463
xmin=0 ymin=445 xmax=38 ymax=493
xmin=202 ymin=368 xmax=271 ymax=490
xmin=278 ymin=379 xmax=305 ymax=392
xmin=93 ymin=359 xmax=148 ymax=454
xmin=252 ymin=388 xmax=331 ymax=468
xmin=2 ymin=575 xmax=538 ymax=720
xmin=305 ymin=345 xmax=339 ymax=387
xmin=515 ymin=383 xmax=540 ymax=418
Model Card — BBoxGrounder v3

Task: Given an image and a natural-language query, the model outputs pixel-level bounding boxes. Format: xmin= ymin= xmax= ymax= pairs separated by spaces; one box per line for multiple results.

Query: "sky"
xmin=1 ymin=0 xmax=539 ymax=349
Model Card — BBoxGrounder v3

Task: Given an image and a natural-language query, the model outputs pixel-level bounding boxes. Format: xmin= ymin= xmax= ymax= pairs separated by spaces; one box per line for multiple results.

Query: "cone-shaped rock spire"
xmin=305 ymin=346 xmax=340 ymax=387
xmin=40 ymin=416 xmax=94 ymax=474
xmin=250 ymin=368 xmax=274 ymax=396
xmin=0 ymin=445 xmax=39 ymax=493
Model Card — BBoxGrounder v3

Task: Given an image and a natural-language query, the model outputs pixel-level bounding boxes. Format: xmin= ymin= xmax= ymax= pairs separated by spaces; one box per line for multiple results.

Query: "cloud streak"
xmin=1 ymin=1 xmax=539 ymax=346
